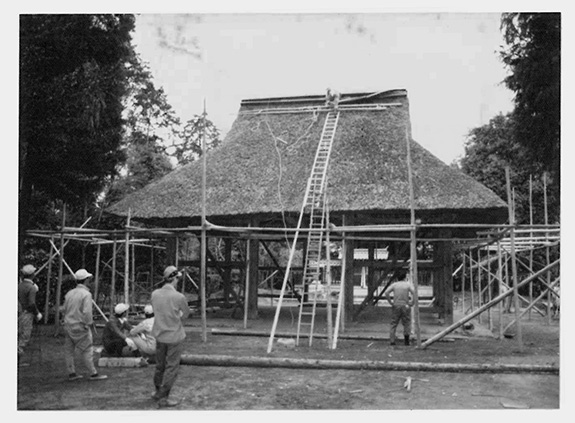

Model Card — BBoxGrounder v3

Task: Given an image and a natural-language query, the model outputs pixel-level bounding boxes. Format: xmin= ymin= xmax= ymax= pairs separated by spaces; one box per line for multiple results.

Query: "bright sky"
xmin=132 ymin=12 xmax=515 ymax=165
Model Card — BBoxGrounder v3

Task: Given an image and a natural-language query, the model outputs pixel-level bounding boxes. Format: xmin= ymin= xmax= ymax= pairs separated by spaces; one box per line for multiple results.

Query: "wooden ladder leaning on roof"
xmin=267 ymin=110 xmax=340 ymax=352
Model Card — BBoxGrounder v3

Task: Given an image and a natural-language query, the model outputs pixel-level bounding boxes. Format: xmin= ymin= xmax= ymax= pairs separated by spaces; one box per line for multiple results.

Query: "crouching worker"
xmin=128 ymin=304 xmax=156 ymax=361
xmin=384 ymin=272 xmax=416 ymax=346
xmin=102 ymin=303 xmax=136 ymax=357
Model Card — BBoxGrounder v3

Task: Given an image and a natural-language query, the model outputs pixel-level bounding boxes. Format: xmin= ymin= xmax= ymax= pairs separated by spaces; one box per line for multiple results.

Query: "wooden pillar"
xmin=434 ymin=229 xmax=453 ymax=324
xmin=246 ymin=218 xmax=260 ymax=320
xmin=343 ymin=214 xmax=355 ymax=322
xmin=166 ymin=237 xmax=178 ymax=265
xmin=223 ymin=238 xmax=232 ymax=306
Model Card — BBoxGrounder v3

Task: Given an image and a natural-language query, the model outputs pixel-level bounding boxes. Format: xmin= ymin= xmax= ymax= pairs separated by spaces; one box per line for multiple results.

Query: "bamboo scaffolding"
xmin=503 ymin=277 xmax=560 ymax=334
xmin=421 ymin=259 xmax=559 ymax=348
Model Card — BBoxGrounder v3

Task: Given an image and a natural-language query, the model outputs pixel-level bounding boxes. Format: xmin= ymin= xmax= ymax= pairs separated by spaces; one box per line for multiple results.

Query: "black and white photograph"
xmin=12 ymin=0 xmax=568 ymax=416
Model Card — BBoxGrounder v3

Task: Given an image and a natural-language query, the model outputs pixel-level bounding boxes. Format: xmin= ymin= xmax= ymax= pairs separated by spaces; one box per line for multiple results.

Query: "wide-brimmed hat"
xmin=114 ymin=303 xmax=129 ymax=315
xmin=163 ymin=265 xmax=182 ymax=280
xmin=21 ymin=264 xmax=36 ymax=276
xmin=74 ymin=269 xmax=93 ymax=281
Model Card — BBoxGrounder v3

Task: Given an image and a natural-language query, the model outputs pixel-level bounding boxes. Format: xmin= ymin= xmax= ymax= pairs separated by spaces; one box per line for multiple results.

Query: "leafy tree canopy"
xmin=499 ymin=13 xmax=560 ymax=208
xmin=19 ymin=14 xmax=136 ymax=234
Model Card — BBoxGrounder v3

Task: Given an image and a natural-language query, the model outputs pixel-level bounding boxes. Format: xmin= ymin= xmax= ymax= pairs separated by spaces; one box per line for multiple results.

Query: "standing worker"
xmin=61 ymin=269 xmax=107 ymax=381
xmin=384 ymin=272 xmax=416 ymax=346
xmin=18 ymin=264 xmax=42 ymax=364
xmin=150 ymin=266 xmax=190 ymax=408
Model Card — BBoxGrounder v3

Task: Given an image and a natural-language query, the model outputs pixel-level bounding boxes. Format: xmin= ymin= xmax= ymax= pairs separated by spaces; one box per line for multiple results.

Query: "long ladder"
xmin=296 ymin=111 xmax=339 ymax=345
xmin=267 ymin=111 xmax=340 ymax=352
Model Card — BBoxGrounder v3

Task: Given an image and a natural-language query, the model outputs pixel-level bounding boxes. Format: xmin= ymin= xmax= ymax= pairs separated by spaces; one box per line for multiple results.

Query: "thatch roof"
xmin=107 ymin=89 xmax=507 ymax=228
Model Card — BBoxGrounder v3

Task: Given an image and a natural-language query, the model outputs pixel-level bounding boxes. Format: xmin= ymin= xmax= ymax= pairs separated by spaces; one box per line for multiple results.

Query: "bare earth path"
xmin=17 ymin=307 xmax=560 ymax=411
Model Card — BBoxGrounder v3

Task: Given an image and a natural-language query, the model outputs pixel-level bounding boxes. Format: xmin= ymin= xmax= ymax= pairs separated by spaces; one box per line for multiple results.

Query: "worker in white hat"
xmin=61 ymin=268 xmax=107 ymax=381
xmin=150 ymin=266 xmax=190 ymax=407
xmin=18 ymin=264 xmax=42 ymax=363
xmin=128 ymin=304 xmax=157 ymax=361
xmin=102 ymin=303 xmax=136 ymax=357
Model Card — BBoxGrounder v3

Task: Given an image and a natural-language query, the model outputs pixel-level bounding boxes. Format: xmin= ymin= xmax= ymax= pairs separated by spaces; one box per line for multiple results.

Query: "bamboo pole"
xmin=497 ymin=241 xmax=503 ymax=340
xmin=200 ymin=99 xmax=208 ymax=342
xmin=131 ymin=243 xmax=136 ymax=304
xmin=470 ymin=248 xmax=474 ymax=313
xmin=244 ymin=234 xmax=251 ymax=330
xmin=325 ymin=202 xmax=333 ymax=347
xmin=477 ymin=249 xmax=482 ymax=324
xmin=94 ymin=243 xmax=101 ymax=308
xmin=487 ymin=248 xmax=492 ymax=331
xmin=421 ymin=259 xmax=559 ymax=349
xmin=124 ymin=209 xmax=131 ymax=305
xmin=54 ymin=204 xmax=66 ymax=331
xmin=543 ymin=172 xmax=551 ymax=325
xmin=111 ymin=239 xmax=117 ymax=313
xmin=529 ymin=175 xmax=533 ymax=320
xmin=405 ymin=126 xmax=421 ymax=347
xmin=461 ymin=251 xmax=466 ymax=314
xmin=506 ymin=167 xmax=522 ymax=351
xmin=44 ymin=236 xmax=54 ymax=324
xmin=332 ymin=233 xmax=346 ymax=349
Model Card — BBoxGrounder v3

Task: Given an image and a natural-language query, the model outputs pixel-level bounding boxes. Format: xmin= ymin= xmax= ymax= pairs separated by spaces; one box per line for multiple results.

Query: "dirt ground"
xmin=16 ymin=305 xmax=560 ymax=411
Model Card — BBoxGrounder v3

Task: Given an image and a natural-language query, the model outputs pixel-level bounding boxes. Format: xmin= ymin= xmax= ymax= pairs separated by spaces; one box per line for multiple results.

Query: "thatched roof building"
xmin=108 ymin=89 xmax=507 ymax=230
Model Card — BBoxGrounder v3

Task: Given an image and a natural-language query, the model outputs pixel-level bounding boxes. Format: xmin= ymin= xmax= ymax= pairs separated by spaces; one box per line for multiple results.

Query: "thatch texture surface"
xmin=107 ymin=91 xmax=506 ymax=225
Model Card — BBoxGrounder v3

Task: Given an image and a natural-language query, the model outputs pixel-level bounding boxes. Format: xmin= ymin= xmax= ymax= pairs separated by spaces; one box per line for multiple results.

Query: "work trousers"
xmin=63 ymin=323 xmax=97 ymax=375
xmin=390 ymin=304 xmax=411 ymax=342
xmin=154 ymin=341 xmax=184 ymax=399
xmin=104 ymin=338 xmax=128 ymax=357
xmin=18 ymin=312 xmax=34 ymax=354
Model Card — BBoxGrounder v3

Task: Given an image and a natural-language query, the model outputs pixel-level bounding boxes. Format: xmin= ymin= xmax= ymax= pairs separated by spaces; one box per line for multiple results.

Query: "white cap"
xmin=144 ymin=304 xmax=154 ymax=315
xmin=114 ymin=303 xmax=129 ymax=315
xmin=163 ymin=265 xmax=181 ymax=280
xmin=74 ymin=269 xmax=93 ymax=281
xmin=21 ymin=264 xmax=36 ymax=276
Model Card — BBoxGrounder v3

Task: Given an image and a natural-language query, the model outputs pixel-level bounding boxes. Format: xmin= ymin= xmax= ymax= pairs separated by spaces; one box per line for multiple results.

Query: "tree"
xmin=460 ymin=113 xmax=554 ymax=225
xmin=102 ymin=54 xmax=180 ymax=206
xmin=19 ymin=15 xmax=136 ymax=253
xmin=170 ymin=114 xmax=222 ymax=166
xmin=499 ymin=13 xmax=560 ymax=222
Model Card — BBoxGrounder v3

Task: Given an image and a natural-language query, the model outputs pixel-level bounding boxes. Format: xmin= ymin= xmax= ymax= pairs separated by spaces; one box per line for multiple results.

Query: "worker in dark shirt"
xmin=18 ymin=264 xmax=42 ymax=361
xmin=102 ymin=303 xmax=135 ymax=357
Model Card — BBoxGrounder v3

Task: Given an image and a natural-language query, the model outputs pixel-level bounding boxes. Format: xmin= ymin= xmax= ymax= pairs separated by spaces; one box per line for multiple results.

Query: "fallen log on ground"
xmin=180 ymin=354 xmax=558 ymax=374
xmin=210 ymin=328 xmax=455 ymax=342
